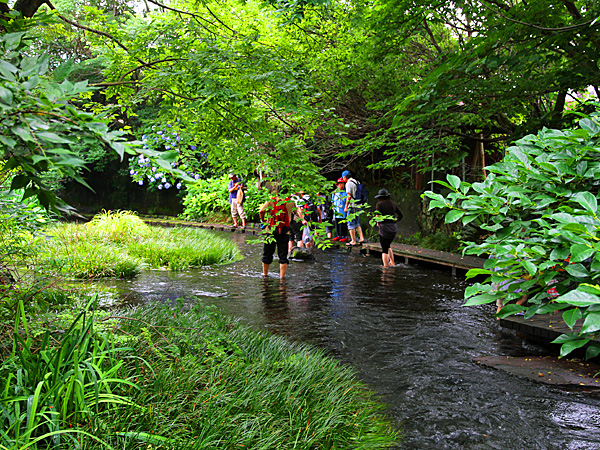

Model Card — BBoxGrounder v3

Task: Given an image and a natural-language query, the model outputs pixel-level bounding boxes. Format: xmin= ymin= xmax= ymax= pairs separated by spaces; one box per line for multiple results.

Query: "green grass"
xmin=42 ymin=240 xmax=143 ymax=279
xmin=37 ymin=211 xmax=240 ymax=279
xmin=2 ymin=303 xmax=399 ymax=449
xmin=87 ymin=210 xmax=151 ymax=243
xmin=126 ymin=227 xmax=241 ymax=269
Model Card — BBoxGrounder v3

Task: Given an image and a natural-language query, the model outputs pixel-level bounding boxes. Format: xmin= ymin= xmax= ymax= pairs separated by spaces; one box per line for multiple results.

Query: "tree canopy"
xmin=1 ymin=0 xmax=599 ymax=202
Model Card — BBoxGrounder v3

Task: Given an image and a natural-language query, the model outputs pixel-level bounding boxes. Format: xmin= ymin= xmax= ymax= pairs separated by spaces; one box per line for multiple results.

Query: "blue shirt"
xmin=332 ymin=190 xmax=346 ymax=218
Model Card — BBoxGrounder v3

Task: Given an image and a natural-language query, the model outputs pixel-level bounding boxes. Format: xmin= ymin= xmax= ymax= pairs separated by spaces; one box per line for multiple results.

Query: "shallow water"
xmin=104 ymin=232 xmax=600 ymax=449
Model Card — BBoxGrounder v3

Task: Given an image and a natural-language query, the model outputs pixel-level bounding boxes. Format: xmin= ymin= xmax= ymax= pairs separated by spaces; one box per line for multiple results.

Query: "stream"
xmin=103 ymin=232 xmax=600 ymax=449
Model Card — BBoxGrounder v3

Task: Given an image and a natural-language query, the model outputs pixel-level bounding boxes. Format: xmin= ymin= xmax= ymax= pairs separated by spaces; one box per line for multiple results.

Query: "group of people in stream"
xmin=251 ymin=170 xmax=404 ymax=279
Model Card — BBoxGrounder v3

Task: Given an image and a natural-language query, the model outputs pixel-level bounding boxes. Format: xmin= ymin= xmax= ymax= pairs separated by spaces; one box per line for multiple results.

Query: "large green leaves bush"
xmin=424 ymin=111 xmax=600 ymax=358
xmin=181 ymin=175 xmax=270 ymax=223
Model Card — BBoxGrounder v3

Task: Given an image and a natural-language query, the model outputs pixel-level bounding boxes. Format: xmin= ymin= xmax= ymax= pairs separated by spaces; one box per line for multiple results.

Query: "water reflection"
xmin=101 ymin=232 xmax=600 ymax=450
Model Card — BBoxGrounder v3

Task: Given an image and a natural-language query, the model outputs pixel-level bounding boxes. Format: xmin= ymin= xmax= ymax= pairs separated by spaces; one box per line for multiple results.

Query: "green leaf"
xmin=11 ymin=125 xmax=34 ymax=142
xmin=574 ymin=191 xmax=598 ymax=214
xmin=0 ymin=85 xmax=13 ymax=105
xmin=161 ymin=150 xmax=179 ymax=163
xmin=521 ymin=260 xmax=537 ymax=276
xmin=36 ymin=131 xmax=73 ymax=144
xmin=111 ymin=142 xmax=126 ymax=160
xmin=445 ymin=209 xmax=465 ymax=223
xmin=579 ymin=118 xmax=600 ymax=136
xmin=559 ymin=339 xmax=590 ymax=358
xmin=53 ymin=58 xmax=75 ymax=82
xmin=0 ymin=135 xmax=16 ymax=149
xmin=0 ymin=59 xmax=18 ymax=75
xmin=555 ymin=289 xmax=600 ymax=307
xmin=570 ymin=244 xmax=595 ymax=263
xmin=565 ymin=263 xmax=590 ymax=278
xmin=562 ymin=308 xmax=582 ymax=330
xmin=550 ymin=247 xmax=570 ymax=261
xmin=10 ymin=174 xmax=29 ymax=190
xmin=447 ymin=174 xmax=461 ymax=190
xmin=578 ymin=284 xmax=600 ymax=296
xmin=585 ymin=343 xmax=600 ymax=360
xmin=464 ymin=268 xmax=492 ymax=280
xmin=23 ymin=75 xmax=40 ymax=90
xmin=496 ymin=304 xmax=525 ymax=318
xmin=582 ymin=312 xmax=600 ymax=334
xmin=2 ymin=32 xmax=27 ymax=50
xmin=463 ymin=293 xmax=497 ymax=306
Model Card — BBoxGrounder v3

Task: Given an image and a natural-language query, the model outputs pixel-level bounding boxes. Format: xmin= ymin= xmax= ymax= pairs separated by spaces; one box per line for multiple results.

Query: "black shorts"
xmin=380 ymin=236 xmax=394 ymax=254
xmin=290 ymin=219 xmax=303 ymax=242
xmin=262 ymin=231 xmax=290 ymax=265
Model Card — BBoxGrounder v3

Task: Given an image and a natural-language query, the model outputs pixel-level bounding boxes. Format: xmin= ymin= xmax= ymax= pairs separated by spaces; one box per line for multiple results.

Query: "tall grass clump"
xmin=87 ymin=210 xmax=151 ymax=243
xmin=127 ymin=227 xmax=240 ymax=269
xmin=0 ymin=301 xmax=138 ymax=449
xmin=79 ymin=304 xmax=400 ymax=449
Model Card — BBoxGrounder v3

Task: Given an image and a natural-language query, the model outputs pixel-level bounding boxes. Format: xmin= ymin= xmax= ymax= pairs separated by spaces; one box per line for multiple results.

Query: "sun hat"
xmin=228 ymin=173 xmax=235 ymax=178
xmin=341 ymin=170 xmax=351 ymax=178
xmin=374 ymin=188 xmax=391 ymax=199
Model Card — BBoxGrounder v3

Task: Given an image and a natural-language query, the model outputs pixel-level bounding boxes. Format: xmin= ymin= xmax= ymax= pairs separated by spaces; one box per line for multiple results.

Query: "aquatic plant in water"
xmin=87 ymin=210 xmax=151 ymax=243
xmin=37 ymin=212 xmax=240 ymax=278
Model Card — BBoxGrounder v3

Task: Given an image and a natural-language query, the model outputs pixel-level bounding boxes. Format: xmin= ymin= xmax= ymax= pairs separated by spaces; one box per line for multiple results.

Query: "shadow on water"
xmin=102 ymin=231 xmax=600 ymax=450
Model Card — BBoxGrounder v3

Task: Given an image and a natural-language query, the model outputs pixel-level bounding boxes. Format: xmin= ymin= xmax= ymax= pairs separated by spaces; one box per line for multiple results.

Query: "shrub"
xmin=181 ymin=175 xmax=270 ymax=223
xmin=424 ymin=111 xmax=600 ymax=358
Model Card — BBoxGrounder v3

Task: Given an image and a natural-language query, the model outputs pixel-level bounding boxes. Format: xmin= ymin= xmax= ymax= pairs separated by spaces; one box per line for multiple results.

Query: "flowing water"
xmin=104 ymin=232 xmax=600 ymax=449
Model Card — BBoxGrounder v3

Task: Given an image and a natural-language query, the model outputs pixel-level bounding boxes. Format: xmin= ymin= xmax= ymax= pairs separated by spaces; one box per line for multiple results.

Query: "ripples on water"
xmin=104 ymin=232 xmax=600 ymax=450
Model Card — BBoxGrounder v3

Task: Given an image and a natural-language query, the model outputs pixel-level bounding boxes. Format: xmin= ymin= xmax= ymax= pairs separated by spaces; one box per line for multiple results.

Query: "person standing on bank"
xmin=259 ymin=185 xmax=294 ymax=279
xmin=228 ymin=173 xmax=246 ymax=228
xmin=342 ymin=170 xmax=366 ymax=246
xmin=374 ymin=188 xmax=404 ymax=267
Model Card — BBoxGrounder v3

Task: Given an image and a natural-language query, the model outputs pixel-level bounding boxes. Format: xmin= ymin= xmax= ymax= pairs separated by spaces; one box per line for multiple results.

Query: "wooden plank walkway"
xmin=500 ymin=315 xmax=598 ymax=344
xmin=354 ymin=242 xmax=485 ymax=275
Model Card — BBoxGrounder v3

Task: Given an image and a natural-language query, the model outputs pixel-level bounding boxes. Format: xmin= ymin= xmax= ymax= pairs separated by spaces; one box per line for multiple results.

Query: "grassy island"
xmin=37 ymin=211 xmax=241 ymax=279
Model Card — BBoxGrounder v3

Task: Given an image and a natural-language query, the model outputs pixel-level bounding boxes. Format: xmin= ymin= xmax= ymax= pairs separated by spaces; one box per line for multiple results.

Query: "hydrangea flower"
xmin=194 ymin=174 xmax=200 ymax=180
xmin=164 ymin=183 xmax=171 ymax=189
xmin=158 ymin=185 xmax=163 ymax=190
xmin=138 ymin=180 xmax=144 ymax=185
xmin=176 ymin=182 xmax=182 ymax=189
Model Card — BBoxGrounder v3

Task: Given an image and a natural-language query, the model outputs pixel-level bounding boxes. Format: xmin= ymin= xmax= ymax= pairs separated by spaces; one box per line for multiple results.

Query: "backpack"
xmin=350 ymin=179 xmax=368 ymax=205
xmin=304 ymin=200 xmax=319 ymax=222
